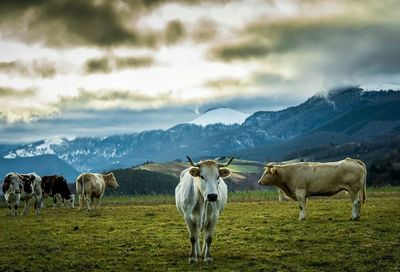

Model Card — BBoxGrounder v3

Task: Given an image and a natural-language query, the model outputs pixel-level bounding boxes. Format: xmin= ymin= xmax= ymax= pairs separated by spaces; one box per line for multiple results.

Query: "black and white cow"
xmin=3 ymin=172 xmax=42 ymax=215
xmin=42 ymin=175 xmax=75 ymax=208
xmin=2 ymin=173 xmax=22 ymax=216
xmin=17 ymin=173 xmax=43 ymax=215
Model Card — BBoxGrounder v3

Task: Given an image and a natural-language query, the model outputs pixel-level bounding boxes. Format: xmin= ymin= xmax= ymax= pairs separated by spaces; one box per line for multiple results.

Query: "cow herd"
xmin=2 ymin=172 xmax=119 ymax=215
xmin=2 ymin=156 xmax=367 ymax=263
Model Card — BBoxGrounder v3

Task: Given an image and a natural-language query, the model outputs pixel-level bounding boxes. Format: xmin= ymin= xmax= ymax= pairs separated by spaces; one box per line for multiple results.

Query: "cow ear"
xmin=189 ymin=167 xmax=200 ymax=177
xmin=219 ymin=168 xmax=231 ymax=179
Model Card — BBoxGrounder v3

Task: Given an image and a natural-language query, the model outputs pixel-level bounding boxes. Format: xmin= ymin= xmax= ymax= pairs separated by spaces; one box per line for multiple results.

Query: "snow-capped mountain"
xmin=4 ymin=136 xmax=67 ymax=159
xmin=1 ymin=87 xmax=400 ymax=180
xmin=190 ymin=107 xmax=251 ymax=126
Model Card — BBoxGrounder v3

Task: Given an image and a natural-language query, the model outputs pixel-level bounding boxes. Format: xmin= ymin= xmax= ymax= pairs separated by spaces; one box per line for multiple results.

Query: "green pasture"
xmin=0 ymin=189 xmax=399 ymax=271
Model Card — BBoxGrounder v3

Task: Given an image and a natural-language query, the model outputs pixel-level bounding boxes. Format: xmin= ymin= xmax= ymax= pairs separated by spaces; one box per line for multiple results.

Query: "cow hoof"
xmin=188 ymin=257 xmax=197 ymax=264
xmin=351 ymin=217 xmax=360 ymax=221
xmin=204 ymin=257 xmax=213 ymax=263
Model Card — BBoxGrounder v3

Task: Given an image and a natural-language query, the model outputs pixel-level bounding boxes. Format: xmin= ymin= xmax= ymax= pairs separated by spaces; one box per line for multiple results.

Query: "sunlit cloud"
xmin=0 ymin=0 xmax=399 ymax=141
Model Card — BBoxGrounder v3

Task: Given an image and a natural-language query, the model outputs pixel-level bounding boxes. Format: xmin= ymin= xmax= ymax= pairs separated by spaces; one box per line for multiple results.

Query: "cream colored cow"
xmin=175 ymin=156 xmax=233 ymax=263
xmin=258 ymin=158 xmax=367 ymax=220
xmin=76 ymin=172 xmax=119 ymax=211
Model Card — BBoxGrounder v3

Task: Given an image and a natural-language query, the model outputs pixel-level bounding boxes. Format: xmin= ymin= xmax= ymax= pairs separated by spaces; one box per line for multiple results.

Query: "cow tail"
xmin=78 ymin=175 xmax=85 ymax=203
xmin=362 ymin=164 xmax=367 ymax=207
xmin=356 ymin=159 xmax=367 ymax=206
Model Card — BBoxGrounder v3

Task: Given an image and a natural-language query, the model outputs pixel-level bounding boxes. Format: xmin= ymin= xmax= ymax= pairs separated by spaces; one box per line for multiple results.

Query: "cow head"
xmin=258 ymin=163 xmax=280 ymax=186
xmin=41 ymin=176 xmax=54 ymax=196
xmin=66 ymin=194 xmax=75 ymax=208
xmin=187 ymin=156 xmax=233 ymax=202
xmin=104 ymin=173 xmax=119 ymax=189
xmin=3 ymin=173 xmax=21 ymax=194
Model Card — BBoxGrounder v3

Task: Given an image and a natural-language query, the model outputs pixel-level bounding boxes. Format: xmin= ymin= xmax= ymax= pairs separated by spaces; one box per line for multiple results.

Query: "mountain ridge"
xmin=1 ymin=87 xmax=400 ymax=180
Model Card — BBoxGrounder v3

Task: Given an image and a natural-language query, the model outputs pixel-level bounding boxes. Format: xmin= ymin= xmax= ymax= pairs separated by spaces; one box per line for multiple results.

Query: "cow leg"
xmin=6 ymin=200 xmax=12 ymax=216
xmin=34 ymin=198 xmax=39 ymax=215
xmin=93 ymin=197 xmax=101 ymax=209
xmin=15 ymin=195 xmax=20 ymax=215
xmin=78 ymin=194 xmax=85 ymax=211
xmin=14 ymin=203 xmax=19 ymax=216
xmin=185 ymin=216 xmax=199 ymax=263
xmin=34 ymin=197 xmax=42 ymax=215
xmin=85 ymin=195 xmax=92 ymax=211
xmin=349 ymin=191 xmax=361 ymax=220
xmin=22 ymin=200 xmax=30 ymax=215
xmin=52 ymin=195 xmax=57 ymax=209
xmin=295 ymin=189 xmax=307 ymax=220
xmin=203 ymin=218 xmax=217 ymax=262
xmin=60 ymin=196 xmax=65 ymax=208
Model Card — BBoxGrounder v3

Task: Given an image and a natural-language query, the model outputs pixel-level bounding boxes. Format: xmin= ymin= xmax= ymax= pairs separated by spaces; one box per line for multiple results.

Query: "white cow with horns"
xmin=175 ymin=156 xmax=233 ymax=263
xmin=258 ymin=157 xmax=367 ymax=220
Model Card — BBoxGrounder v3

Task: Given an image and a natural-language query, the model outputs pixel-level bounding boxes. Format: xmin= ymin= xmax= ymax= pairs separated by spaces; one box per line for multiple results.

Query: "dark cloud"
xmin=209 ymin=12 xmax=400 ymax=90
xmin=114 ymin=56 xmax=154 ymax=69
xmin=0 ymin=86 xmax=36 ymax=97
xmin=0 ymin=0 xmax=158 ymax=48
xmin=0 ymin=60 xmax=56 ymax=78
xmin=84 ymin=55 xmax=154 ymax=74
xmin=165 ymin=20 xmax=186 ymax=45
xmin=209 ymin=41 xmax=269 ymax=62
xmin=250 ymin=72 xmax=288 ymax=85
xmin=84 ymin=57 xmax=111 ymax=74
xmin=0 ymin=0 xmax=227 ymax=48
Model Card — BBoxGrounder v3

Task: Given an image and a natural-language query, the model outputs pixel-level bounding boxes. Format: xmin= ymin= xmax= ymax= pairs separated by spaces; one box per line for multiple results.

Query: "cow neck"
xmin=275 ymin=166 xmax=296 ymax=201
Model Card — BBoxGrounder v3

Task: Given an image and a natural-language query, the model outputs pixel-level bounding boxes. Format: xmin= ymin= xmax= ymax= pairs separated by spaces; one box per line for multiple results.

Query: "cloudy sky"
xmin=1 ymin=0 xmax=400 ymax=144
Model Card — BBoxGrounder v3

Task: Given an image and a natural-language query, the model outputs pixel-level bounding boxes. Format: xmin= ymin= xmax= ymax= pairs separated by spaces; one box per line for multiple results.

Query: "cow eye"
xmin=217 ymin=175 xmax=220 ymax=180
xmin=200 ymin=175 xmax=205 ymax=180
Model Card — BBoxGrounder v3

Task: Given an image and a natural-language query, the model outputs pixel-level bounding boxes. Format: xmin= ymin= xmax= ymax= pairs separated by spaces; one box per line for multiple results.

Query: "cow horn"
xmin=218 ymin=157 xmax=234 ymax=167
xmin=186 ymin=156 xmax=199 ymax=167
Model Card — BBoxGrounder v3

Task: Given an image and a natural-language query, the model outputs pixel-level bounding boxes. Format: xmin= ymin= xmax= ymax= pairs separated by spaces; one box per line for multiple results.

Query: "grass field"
xmin=0 ymin=189 xmax=399 ymax=271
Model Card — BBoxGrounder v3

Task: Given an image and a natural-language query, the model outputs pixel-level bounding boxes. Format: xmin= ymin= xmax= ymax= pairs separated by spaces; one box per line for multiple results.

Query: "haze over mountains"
xmin=1 ymin=87 xmax=400 ymax=182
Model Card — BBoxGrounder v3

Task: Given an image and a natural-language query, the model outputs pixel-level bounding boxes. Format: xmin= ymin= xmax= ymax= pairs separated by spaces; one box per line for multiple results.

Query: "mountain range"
xmin=1 ymin=87 xmax=400 ymax=182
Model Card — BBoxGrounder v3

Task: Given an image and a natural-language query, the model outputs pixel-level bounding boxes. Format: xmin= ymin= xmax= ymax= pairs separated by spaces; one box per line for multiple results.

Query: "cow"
xmin=258 ymin=158 xmax=367 ymax=220
xmin=76 ymin=172 xmax=119 ymax=211
xmin=2 ymin=173 xmax=42 ymax=215
xmin=17 ymin=173 xmax=43 ymax=215
xmin=2 ymin=173 xmax=22 ymax=216
xmin=175 ymin=156 xmax=233 ymax=263
xmin=41 ymin=175 xmax=75 ymax=208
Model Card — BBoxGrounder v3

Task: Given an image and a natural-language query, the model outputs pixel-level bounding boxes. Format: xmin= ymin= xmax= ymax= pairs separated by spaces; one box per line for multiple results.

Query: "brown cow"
xmin=258 ymin=158 xmax=367 ymax=220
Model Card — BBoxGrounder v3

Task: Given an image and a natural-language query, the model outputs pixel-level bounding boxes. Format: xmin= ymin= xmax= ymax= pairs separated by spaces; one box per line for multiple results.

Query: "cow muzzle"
xmin=207 ymin=193 xmax=218 ymax=202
